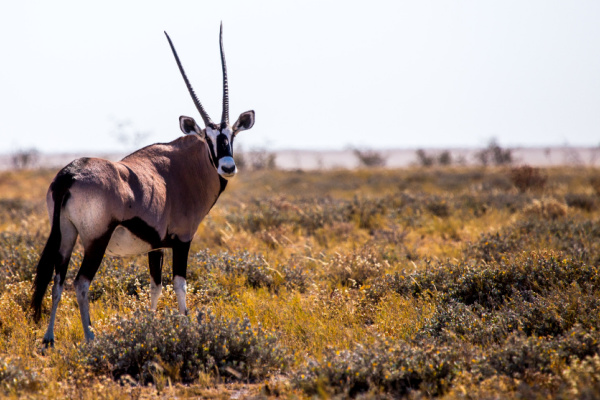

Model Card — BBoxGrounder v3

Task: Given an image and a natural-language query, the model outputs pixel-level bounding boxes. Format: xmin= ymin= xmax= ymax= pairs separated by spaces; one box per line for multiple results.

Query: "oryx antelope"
xmin=31 ymin=24 xmax=254 ymax=345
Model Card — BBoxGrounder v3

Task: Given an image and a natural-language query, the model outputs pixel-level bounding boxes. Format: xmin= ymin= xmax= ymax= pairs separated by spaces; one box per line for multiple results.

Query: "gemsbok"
xmin=31 ymin=24 xmax=254 ymax=345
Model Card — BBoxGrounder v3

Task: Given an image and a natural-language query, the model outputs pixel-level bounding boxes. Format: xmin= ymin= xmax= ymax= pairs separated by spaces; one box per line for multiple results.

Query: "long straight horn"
xmin=164 ymin=31 xmax=214 ymax=127
xmin=219 ymin=22 xmax=229 ymax=126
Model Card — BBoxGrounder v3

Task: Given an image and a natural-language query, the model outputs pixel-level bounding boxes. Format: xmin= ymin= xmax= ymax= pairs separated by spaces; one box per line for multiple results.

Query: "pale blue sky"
xmin=1 ymin=1 xmax=599 ymax=154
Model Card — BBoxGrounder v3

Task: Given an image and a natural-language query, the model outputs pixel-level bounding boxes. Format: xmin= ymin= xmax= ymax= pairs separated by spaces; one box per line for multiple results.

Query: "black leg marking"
xmin=76 ymin=229 xmax=114 ymax=283
xmin=172 ymin=239 xmax=191 ymax=279
xmin=149 ymin=250 xmax=164 ymax=311
xmin=56 ymin=252 xmax=72 ymax=285
xmin=148 ymin=250 xmax=163 ymax=286
xmin=172 ymin=238 xmax=191 ymax=315
xmin=75 ymin=227 xmax=115 ymax=341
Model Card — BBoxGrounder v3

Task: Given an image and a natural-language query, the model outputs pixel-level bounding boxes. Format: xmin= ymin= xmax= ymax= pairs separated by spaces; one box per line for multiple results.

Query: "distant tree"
xmin=11 ymin=148 xmax=40 ymax=169
xmin=353 ymin=149 xmax=387 ymax=168
xmin=589 ymin=143 xmax=600 ymax=166
xmin=562 ymin=141 xmax=583 ymax=165
xmin=234 ymin=145 xmax=247 ymax=170
xmin=437 ymin=151 xmax=452 ymax=166
xmin=476 ymin=138 xmax=512 ymax=166
xmin=248 ymin=148 xmax=277 ymax=170
xmin=110 ymin=118 xmax=151 ymax=150
xmin=415 ymin=149 xmax=434 ymax=167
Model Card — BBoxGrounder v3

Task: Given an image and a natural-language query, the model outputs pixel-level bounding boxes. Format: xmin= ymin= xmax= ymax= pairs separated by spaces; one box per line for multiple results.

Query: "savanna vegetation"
xmin=0 ymin=165 xmax=599 ymax=398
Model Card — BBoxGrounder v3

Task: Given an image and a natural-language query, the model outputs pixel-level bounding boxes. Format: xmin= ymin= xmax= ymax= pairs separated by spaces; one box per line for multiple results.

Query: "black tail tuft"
xmin=31 ymin=171 xmax=74 ymax=322
xmin=31 ymin=227 xmax=61 ymax=322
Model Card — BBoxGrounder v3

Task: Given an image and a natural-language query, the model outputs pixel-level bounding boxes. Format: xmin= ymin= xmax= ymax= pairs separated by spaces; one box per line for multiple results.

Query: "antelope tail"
xmin=31 ymin=176 xmax=71 ymax=322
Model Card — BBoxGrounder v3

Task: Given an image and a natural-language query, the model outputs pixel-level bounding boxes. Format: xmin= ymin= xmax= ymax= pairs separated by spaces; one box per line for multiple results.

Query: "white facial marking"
xmin=218 ymin=156 xmax=237 ymax=178
xmin=205 ymin=126 xmax=237 ymax=178
xmin=205 ymin=127 xmax=220 ymax=156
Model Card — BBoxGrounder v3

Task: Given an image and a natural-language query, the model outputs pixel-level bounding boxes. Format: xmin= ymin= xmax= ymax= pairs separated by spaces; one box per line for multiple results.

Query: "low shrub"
xmin=565 ymin=193 xmax=598 ymax=212
xmin=522 ymin=198 xmax=568 ymax=219
xmin=280 ymin=262 xmax=311 ymax=293
xmin=426 ymin=198 xmax=451 ymax=218
xmin=590 ymin=176 xmax=600 ymax=197
xmin=345 ymin=196 xmax=387 ymax=230
xmin=0 ymin=233 xmax=44 ymax=289
xmin=0 ymin=199 xmax=41 ymax=225
xmin=419 ymin=285 xmax=600 ymax=345
xmin=468 ymin=231 xmax=521 ymax=263
xmin=484 ymin=326 xmax=600 ymax=379
xmin=88 ymin=258 xmax=150 ymax=302
xmin=510 ymin=165 xmax=546 ymax=192
xmin=0 ymin=357 xmax=42 ymax=393
xmin=559 ymin=354 xmax=600 ymax=399
xmin=325 ymin=248 xmax=385 ymax=288
xmin=82 ymin=309 xmax=287 ymax=384
xmin=468 ymin=218 xmax=600 ymax=264
xmin=369 ymin=254 xmax=600 ymax=311
xmin=294 ymin=338 xmax=463 ymax=398
xmin=190 ymin=250 xmax=274 ymax=289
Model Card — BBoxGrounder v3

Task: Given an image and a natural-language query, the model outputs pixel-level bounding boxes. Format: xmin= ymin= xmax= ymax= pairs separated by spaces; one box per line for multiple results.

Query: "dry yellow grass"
xmin=0 ymin=166 xmax=599 ymax=398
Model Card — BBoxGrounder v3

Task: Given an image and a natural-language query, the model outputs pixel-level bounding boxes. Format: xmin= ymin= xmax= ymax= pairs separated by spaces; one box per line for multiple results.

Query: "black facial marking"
xmin=216 ymin=133 xmax=233 ymax=159
xmin=219 ymin=176 xmax=228 ymax=194
xmin=205 ymin=136 xmax=218 ymax=168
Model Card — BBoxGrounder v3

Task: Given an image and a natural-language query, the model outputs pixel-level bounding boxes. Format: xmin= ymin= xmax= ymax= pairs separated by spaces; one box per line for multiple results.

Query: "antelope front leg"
xmin=173 ymin=276 xmax=187 ymax=315
xmin=148 ymin=250 xmax=164 ymax=311
xmin=172 ymin=239 xmax=191 ymax=315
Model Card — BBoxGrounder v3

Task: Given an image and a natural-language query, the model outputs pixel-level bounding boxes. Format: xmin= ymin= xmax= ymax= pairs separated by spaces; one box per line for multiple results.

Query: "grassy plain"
xmin=0 ymin=166 xmax=600 ymax=398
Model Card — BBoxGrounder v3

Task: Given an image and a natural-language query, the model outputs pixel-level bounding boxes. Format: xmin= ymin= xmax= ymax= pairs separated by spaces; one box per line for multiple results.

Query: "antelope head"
xmin=165 ymin=24 xmax=255 ymax=179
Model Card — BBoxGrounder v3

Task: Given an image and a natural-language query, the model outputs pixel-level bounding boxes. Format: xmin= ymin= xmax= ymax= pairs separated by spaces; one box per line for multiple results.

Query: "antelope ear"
xmin=179 ymin=116 xmax=204 ymax=137
xmin=232 ymin=110 xmax=255 ymax=134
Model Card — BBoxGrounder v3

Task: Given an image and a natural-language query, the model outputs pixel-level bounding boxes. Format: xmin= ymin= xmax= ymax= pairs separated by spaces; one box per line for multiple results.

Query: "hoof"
xmin=41 ymin=338 xmax=54 ymax=355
